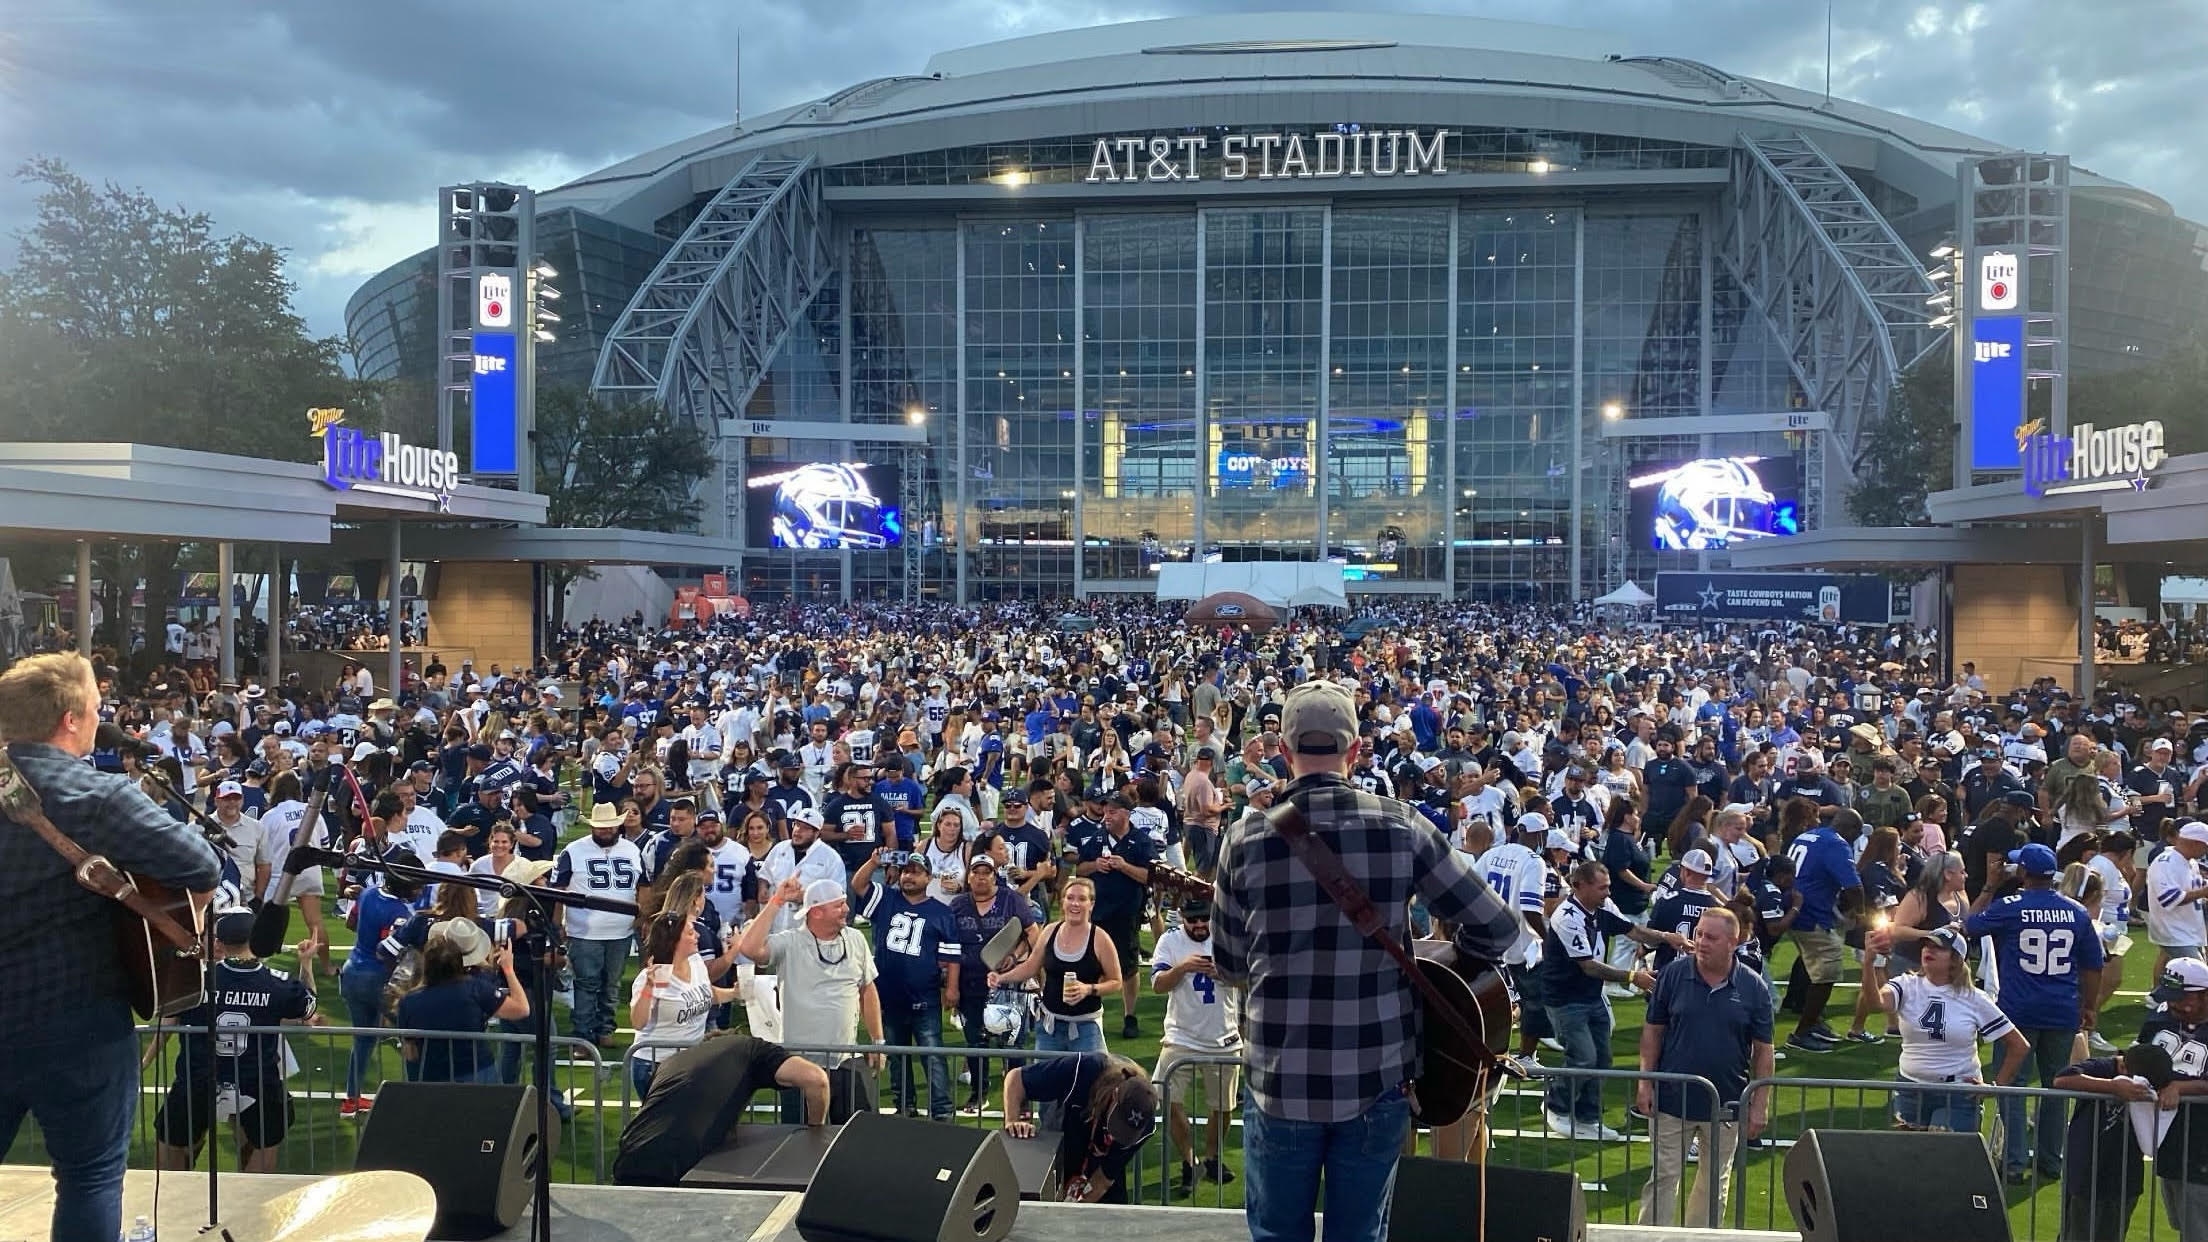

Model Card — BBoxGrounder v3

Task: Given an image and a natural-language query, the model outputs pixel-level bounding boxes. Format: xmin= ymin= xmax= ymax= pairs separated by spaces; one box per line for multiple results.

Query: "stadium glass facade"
xmin=346 ymin=16 xmax=2208 ymax=604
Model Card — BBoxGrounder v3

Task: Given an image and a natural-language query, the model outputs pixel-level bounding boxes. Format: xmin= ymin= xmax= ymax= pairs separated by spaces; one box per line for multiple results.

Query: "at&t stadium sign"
xmin=1086 ymin=128 xmax=1449 ymax=183
xmin=2017 ymin=417 xmax=2166 ymax=498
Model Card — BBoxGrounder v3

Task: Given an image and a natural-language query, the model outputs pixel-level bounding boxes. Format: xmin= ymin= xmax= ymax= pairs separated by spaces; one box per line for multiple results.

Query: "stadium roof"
xmin=538 ymin=12 xmax=2172 ymax=228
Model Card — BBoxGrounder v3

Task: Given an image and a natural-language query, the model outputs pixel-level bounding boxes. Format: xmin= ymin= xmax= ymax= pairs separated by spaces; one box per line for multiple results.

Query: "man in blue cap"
xmin=1966 ymin=840 xmax=2107 ymax=1183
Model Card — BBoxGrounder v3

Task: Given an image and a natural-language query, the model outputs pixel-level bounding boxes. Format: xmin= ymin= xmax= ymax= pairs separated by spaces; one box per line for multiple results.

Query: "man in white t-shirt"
xmin=208 ymin=781 xmax=271 ymax=899
xmin=680 ymin=704 xmax=723 ymax=788
xmin=760 ymin=809 xmax=848 ymax=934
xmin=2147 ymin=822 xmax=2208 ymax=972
xmin=1151 ymin=898 xmax=1238 ymax=1197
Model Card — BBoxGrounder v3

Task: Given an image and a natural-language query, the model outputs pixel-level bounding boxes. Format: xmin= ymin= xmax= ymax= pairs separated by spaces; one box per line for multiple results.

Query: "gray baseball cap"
xmin=1280 ymin=682 xmax=1357 ymax=756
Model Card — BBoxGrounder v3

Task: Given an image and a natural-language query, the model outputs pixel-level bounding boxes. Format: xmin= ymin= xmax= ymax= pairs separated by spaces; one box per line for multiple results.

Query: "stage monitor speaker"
xmin=1389 ymin=1157 xmax=1584 ymax=1242
xmin=1785 ymin=1128 xmax=2009 ymax=1242
xmin=795 ymin=1111 xmax=1019 ymax=1242
xmin=354 ymin=1082 xmax=552 ymax=1240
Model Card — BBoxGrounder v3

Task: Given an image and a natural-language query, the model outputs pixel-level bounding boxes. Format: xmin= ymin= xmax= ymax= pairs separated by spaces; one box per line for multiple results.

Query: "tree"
xmin=0 ymin=159 xmax=365 ymax=654
xmin=1848 ymin=347 xmax=1956 ymax=529
xmin=530 ymin=384 xmax=712 ymax=630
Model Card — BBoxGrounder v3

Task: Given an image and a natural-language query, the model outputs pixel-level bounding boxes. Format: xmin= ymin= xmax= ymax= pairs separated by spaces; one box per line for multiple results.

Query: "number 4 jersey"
xmin=551 ymin=836 xmax=646 ymax=940
xmin=1152 ymin=926 xmax=1230 ymax=1049
xmin=1964 ymin=887 xmax=2105 ymax=1031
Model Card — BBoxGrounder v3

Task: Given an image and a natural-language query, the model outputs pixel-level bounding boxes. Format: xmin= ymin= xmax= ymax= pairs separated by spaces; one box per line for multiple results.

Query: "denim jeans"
xmin=1544 ymin=998 xmax=1613 ymax=1125
xmin=883 ymin=1004 xmax=953 ymax=1119
xmin=1244 ymin=1086 xmax=1413 ymax=1242
xmin=1894 ymin=1076 xmax=1984 ymax=1133
xmin=498 ymin=1015 xmax=575 ymax=1120
xmin=1035 ymin=1017 xmax=1105 ymax=1054
xmin=339 ymin=959 xmax=391 ymax=1099
xmin=1996 ymin=1026 xmax=2076 ymax=1173
xmin=632 ymin=1056 xmax=659 ymax=1102
xmin=568 ymin=936 xmax=630 ymax=1044
xmin=0 ymin=1028 xmax=140 ymax=1242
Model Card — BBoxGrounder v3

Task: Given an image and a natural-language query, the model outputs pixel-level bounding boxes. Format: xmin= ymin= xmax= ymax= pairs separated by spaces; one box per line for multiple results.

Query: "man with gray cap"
xmin=1214 ymin=680 xmax=1519 ymax=1242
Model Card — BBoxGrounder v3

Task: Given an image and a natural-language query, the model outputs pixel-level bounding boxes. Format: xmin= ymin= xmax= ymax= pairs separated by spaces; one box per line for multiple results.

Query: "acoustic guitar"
xmin=1151 ymin=861 xmax=1515 ymax=1126
xmin=0 ymin=750 xmax=209 ymax=1017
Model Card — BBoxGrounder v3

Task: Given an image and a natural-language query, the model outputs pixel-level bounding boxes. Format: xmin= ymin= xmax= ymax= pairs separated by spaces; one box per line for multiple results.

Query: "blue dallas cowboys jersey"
xmin=174 ymin=958 xmax=316 ymax=1090
xmin=857 ymin=884 xmax=961 ymax=1010
xmin=1963 ymin=887 xmax=2105 ymax=1030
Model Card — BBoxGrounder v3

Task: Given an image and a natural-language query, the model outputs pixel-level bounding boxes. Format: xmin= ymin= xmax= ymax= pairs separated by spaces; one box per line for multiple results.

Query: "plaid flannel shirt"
xmin=1213 ymin=770 xmax=1520 ymax=1123
xmin=0 ymin=742 xmax=224 ymax=1046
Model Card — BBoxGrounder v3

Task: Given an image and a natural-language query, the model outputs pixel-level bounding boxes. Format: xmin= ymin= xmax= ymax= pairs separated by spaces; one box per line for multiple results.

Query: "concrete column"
xmin=387 ymin=519 xmax=404 ymax=696
xmin=2079 ymin=518 xmax=2097 ymax=696
xmin=216 ymin=541 xmax=236 ymax=685
xmin=267 ymin=544 xmax=283 ymax=686
xmin=75 ymin=540 xmax=92 ymax=657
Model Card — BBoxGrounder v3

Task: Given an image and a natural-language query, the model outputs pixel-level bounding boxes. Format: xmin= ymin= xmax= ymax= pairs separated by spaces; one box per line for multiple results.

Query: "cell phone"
xmin=493 ymin=918 xmax=515 ymax=945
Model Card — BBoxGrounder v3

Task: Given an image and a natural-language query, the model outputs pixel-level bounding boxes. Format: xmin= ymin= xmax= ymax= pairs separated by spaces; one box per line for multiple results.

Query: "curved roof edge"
xmin=922 ymin=12 xmax=1619 ymax=77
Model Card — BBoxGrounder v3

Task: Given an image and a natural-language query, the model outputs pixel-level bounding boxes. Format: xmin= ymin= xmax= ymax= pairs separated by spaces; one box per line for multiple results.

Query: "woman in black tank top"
xmin=988 ymin=878 xmax=1120 ymax=1053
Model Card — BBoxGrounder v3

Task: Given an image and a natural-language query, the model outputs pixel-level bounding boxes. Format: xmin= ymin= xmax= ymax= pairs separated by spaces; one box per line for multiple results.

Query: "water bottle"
xmin=124 ymin=1215 xmax=155 ymax=1242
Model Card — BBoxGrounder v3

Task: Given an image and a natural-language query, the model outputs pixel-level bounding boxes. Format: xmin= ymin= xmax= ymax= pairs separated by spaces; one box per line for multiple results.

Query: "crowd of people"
xmin=14 ymin=594 xmax=2208 ymax=1238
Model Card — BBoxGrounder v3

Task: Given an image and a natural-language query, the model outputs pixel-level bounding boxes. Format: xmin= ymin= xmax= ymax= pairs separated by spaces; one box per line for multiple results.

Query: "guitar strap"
xmin=0 ymin=753 xmax=201 ymax=952
xmin=1265 ymin=796 xmax=1494 ymax=1063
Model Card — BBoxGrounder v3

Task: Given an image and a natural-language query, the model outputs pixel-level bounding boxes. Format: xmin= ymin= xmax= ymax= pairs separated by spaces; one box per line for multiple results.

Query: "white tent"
xmin=1155 ymin=562 xmax=1348 ymax=609
xmin=1592 ymin=581 xmax=1656 ymax=608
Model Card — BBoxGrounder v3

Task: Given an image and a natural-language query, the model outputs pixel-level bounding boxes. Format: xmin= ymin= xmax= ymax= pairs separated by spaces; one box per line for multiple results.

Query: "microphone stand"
xmin=134 ymin=761 xmax=241 ymax=1239
xmin=334 ymin=849 xmax=637 ymax=1242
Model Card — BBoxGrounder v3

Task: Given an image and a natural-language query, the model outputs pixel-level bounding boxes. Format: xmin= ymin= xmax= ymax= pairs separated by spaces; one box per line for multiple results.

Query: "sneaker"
xmin=1173 ymin=1165 xmax=1197 ymax=1197
xmin=1626 ymin=1104 xmax=1651 ymax=1123
xmin=1204 ymin=1157 xmax=1236 ymax=1185
xmin=1842 ymin=1029 xmax=1881 ymax=1044
xmin=1540 ymin=1037 xmax=1565 ymax=1053
xmin=1543 ymin=1109 xmax=1580 ymax=1139
xmin=1593 ymin=1122 xmax=1628 ymax=1142
xmin=2089 ymin=1031 xmax=2118 ymax=1053
xmin=1786 ymin=1031 xmax=1836 ymax=1053
xmin=1805 ymin=1023 xmax=1841 ymax=1042
xmin=961 ymin=1095 xmax=986 ymax=1116
xmin=339 ymin=1097 xmax=362 ymax=1119
xmin=1122 ymin=1014 xmax=1140 ymax=1040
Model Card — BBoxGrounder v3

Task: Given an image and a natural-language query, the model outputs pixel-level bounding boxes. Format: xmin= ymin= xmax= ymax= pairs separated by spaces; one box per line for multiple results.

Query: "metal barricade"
xmin=42 ymin=1024 xmax=615 ymax=1185
xmin=1728 ymin=1074 xmax=2182 ymax=1242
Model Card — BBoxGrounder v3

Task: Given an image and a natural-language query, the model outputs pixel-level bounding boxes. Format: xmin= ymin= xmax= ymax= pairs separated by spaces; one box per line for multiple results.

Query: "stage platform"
xmin=0 ymin=1167 xmax=1798 ymax=1242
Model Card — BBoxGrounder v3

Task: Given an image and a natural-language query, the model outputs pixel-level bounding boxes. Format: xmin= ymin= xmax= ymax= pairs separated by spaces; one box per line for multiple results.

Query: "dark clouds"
xmin=1 ymin=1 xmax=2199 ymax=340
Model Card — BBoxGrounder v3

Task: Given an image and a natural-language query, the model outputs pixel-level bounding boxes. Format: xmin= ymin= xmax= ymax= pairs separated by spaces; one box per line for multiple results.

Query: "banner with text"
xmin=1656 ymin=572 xmax=1894 ymax=625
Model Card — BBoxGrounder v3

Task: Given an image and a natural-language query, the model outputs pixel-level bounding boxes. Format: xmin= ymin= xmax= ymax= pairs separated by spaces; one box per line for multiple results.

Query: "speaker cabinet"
xmin=795 ymin=1111 xmax=1020 ymax=1242
xmin=1389 ymin=1157 xmax=1585 ymax=1242
xmin=1785 ymin=1128 xmax=2009 ymax=1242
xmin=354 ymin=1082 xmax=552 ymax=1240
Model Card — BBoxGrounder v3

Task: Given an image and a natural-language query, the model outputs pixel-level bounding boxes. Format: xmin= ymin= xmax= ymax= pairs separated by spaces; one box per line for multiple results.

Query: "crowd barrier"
xmin=13 ymin=1029 xmax=2196 ymax=1239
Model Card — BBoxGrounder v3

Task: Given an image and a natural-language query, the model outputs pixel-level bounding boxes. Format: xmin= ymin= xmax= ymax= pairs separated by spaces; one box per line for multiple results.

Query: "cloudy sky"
xmin=2 ymin=0 xmax=2201 ymax=343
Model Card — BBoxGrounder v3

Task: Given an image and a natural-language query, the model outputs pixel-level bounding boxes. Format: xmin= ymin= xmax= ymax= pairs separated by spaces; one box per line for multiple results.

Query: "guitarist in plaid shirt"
xmin=0 ymin=654 xmax=224 ymax=1242
xmin=1214 ymin=680 xmax=1520 ymax=1242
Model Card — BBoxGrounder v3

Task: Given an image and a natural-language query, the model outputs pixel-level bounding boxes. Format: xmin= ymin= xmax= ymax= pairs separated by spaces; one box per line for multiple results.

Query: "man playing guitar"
xmin=1213 ymin=680 xmax=1521 ymax=1242
xmin=0 ymin=654 xmax=225 ymax=1242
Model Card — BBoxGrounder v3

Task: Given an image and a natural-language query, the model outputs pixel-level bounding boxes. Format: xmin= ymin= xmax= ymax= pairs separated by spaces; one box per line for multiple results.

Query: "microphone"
xmin=95 ymin=723 xmax=156 ymax=756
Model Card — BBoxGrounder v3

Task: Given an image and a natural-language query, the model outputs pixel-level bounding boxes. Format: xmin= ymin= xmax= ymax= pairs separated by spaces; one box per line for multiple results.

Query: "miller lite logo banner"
xmin=477 ymin=271 xmax=514 ymax=329
xmin=1979 ymin=251 xmax=2018 ymax=312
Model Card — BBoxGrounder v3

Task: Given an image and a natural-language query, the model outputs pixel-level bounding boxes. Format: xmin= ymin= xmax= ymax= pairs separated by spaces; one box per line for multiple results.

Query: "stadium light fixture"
xmin=1925 ymin=291 xmax=1951 ymax=306
xmin=533 ymin=260 xmax=559 ymax=279
xmin=1601 ymin=401 xmax=1625 ymax=421
xmin=906 ymin=407 xmax=927 ymax=426
xmin=1928 ymin=243 xmax=1957 ymax=260
xmin=1929 ymin=313 xmax=1955 ymax=329
xmin=1926 ymin=266 xmax=1952 ymax=283
xmin=533 ymin=329 xmax=556 ymax=343
xmin=1529 ymin=159 xmax=1551 ymax=174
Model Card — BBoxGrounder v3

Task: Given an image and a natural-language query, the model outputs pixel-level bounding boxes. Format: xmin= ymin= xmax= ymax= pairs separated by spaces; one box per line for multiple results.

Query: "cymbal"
xmin=248 ymin=1170 xmax=437 ymax=1242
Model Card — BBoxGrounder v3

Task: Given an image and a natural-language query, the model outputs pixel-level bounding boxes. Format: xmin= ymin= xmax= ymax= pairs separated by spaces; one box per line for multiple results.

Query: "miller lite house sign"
xmin=310 ymin=408 xmax=459 ymax=504
xmin=1086 ymin=128 xmax=1450 ymax=183
xmin=2017 ymin=417 xmax=2167 ymax=498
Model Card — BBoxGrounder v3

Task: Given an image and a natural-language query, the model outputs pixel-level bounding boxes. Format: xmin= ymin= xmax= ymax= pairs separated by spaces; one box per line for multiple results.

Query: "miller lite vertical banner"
xmin=471 ymin=267 xmax=520 ymax=475
xmin=1969 ymin=247 xmax=2028 ymax=470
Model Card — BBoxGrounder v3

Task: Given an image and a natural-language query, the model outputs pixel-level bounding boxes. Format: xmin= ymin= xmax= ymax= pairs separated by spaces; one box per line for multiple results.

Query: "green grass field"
xmin=3 ymin=872 xmax=2183 ymax=1240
